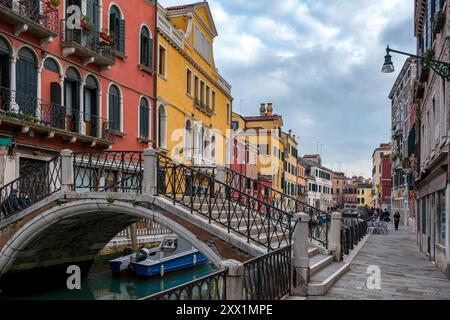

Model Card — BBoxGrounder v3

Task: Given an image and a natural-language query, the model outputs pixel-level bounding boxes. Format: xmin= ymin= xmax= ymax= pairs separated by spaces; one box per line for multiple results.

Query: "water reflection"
xmin=14 ymin=263 xmax=216 ymax=300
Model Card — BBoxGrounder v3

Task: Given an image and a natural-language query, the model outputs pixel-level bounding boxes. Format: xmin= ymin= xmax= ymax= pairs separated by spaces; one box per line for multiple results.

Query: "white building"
xmin=300 ymin=155 xmax=333 ymax=211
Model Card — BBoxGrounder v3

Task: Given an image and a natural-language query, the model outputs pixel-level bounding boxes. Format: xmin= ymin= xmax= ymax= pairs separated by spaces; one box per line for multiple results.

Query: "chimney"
xmin=288 ymin=129 xmax=292 ymax=136
xmin=267 ymin=103 xmax=273 ymax=116
xmin=260 ymin=103 xmax=266 ymax=116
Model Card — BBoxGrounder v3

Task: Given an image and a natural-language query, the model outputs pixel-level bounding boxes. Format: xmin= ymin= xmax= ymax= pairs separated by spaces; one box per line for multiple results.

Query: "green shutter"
xmin=148 ymin=36 xmax=153 ymax=68
xmin=119 ymin=19 xmax=126 ymax=53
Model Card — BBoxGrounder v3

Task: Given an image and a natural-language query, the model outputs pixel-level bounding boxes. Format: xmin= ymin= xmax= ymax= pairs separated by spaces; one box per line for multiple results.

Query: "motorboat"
xmin=109 ymin=236 xmax=208 ymax=277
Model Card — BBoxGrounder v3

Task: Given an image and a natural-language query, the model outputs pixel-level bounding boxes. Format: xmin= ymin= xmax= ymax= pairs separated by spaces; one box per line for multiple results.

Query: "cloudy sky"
xmin=160 ymin=0 xmax=415 ymax=178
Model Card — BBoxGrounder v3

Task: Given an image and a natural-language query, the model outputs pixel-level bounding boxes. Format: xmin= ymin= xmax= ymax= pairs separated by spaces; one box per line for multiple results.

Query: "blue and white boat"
xmin=109 ymin=236 xmax=208 ymax=277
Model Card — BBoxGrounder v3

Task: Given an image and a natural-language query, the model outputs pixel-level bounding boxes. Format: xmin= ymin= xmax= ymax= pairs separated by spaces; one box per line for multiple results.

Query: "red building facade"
xmin=0 ymin=0 xmax=156 ymax=184
xmin=381 ymin=156 xmax=392 ymax=209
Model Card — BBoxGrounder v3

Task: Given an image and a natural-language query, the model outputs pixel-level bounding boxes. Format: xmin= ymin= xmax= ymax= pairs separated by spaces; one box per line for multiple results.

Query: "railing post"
xmin=61 ymin=149 xmax=74 ymax=192
xmin=329 ymin=212 xmax=342 ymax=262
xmin=291 ymin=212 xmax=310 ymax=296
xmin=143 ymin=148 xmax=157 ymax=195
xmin=217 ymin=166 xmax=226 ymax=196
xmin=221 ymin=259 xmax=244 ymax=300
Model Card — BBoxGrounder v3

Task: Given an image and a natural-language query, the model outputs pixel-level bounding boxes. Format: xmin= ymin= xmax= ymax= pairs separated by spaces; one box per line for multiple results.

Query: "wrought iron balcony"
xmin=60 ymin=20 xmax=116 ymax=68
xmin=433 ymin=10 xmax=446 ymax=36
xmin=0 ymin=86 xmax=114 ymax=146
xmin=0 ymin=0 xmax=59 ymax=42
xmin=194 ymin=98 xmax=213 ymax=116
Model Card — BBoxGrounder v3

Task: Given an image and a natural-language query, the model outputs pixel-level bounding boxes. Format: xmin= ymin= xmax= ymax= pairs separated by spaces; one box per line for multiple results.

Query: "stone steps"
xmin=307 ymin=261 xmax=350 ymax=296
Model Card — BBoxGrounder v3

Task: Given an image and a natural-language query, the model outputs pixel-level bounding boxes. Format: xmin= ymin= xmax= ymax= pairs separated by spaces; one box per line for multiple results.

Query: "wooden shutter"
xmin=119 ymin=19 xmax=126 ymax=53
xmin=50 ymin=82 xmax=63 ymax=129
xmin=148 ymin=35 xmax=153 ymax=68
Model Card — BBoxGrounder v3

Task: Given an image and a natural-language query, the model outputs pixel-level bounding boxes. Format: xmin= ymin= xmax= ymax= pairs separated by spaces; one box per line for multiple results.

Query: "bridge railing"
xmin=73 ymin=151 xmax=143 ymax=193
xmin=243 ymin=244 xmax=291 ymax=300
xmin=0 ymin=155 xmax=61 ymax=222
xmin=156 ymin=154 xmax=292 ymax=251
xmin=142 ymin=269 xmax=227 ymax=300
xmin=224 ymin=168 xmax=329 ymax=249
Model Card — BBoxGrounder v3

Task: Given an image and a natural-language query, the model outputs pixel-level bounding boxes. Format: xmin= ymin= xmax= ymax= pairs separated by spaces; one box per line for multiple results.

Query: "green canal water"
xmin=10 ymin=262 xmax=216 ymax=300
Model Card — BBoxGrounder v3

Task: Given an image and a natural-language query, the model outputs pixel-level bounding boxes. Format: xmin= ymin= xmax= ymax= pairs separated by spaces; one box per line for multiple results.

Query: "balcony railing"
xmin=0 ymin=86 xmax=114 ymax=144
xmin=0 ymin=0 xmax=59 ymax=38
xmin=194 ymin=98 xmax=213 ymax=116
xmin=60 ymin=20 xmax=116 ymax=67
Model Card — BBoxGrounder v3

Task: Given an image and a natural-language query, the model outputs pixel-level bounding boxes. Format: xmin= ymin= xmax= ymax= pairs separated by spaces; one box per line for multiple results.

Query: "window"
xmin=227 ymin=103 xmax=230 ymax=123
xmin=158 ymin=45 xmax=167 ymax=77
xmin=186 ymin=69 xmax=192 ymax=95
xmin=231 ymin=121 xmax=239 ymax=130
xmin=211 ymin=135 xmax=216 ymax=160
xmin=185 ymin=120 xmax=193 ymax=157
xmin=64 ymin=67 xmax=81 ymax=122
xmin=206 ymin=86 xmax=210 ymax=109
xmin=139 ymin=98 xmax=150 ymax=139
xmin=16 ymin=48 xmax=38 ymax=116
xmin=194 ymin=25 xmax=211 ymax=63
xmin=194 ymin=75 xmax=199 ymax=100
xmin=140 ymin=26 xmax=152 ymax=68
xmin=110 ymin=5 xmax=125 ymax=53
xmin=84 ymin=75 xmax=99 ymax=131
xmin=44 ymin=58 xmax=60 ymax=74
xmin=200 ymin=81 xmax=205 ymax=104
xmin=158 ymin=105 xmax=167 ymax=148
xmin=212 ymin=91 xmax=216 ymax=112
xmin=259 ymin=144 xmax=268 ymax=156
xmin=108 ymin=85 xmax=121 ymax=131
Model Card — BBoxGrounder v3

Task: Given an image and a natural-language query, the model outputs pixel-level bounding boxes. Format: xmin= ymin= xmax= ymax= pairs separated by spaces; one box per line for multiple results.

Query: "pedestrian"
xmin=383 ymin=208 xmax=390 ymax=222
xmin=394 ymin=211 xmax=401 ymax=230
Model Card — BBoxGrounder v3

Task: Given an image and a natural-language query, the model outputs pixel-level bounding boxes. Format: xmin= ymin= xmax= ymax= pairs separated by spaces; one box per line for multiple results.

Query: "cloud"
xmin=159 ymin=0 xmax=415 ymax=177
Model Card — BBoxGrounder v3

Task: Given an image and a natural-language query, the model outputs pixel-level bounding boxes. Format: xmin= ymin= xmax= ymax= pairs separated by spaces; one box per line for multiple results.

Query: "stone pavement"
xmin=308 ymin=224 xmax=450 ymax=300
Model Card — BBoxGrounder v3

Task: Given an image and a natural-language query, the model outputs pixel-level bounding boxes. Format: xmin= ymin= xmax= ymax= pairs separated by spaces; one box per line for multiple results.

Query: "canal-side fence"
xmin=340 ymin=214 xmax=371 ymax=259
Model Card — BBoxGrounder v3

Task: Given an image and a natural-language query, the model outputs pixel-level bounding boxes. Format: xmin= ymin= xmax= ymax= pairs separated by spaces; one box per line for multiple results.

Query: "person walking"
xmin=394 ymin=211 xmax=401 ymax=230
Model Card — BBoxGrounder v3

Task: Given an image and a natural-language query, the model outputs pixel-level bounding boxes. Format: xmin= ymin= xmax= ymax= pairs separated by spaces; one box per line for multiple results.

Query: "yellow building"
xmin=357 ymin=184 xmax=373 ymax=207
xmin=156 ymin=2 xmax=232 ymax=166
xmin=239 ymin=103 xmax=284 ymax=192
xmin=281 ymin=130 xmax=298 ymax=197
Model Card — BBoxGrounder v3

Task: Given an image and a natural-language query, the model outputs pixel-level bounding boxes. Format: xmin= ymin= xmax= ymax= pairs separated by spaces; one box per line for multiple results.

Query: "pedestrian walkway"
xmin=308 ymin=224 xmax=450 ymax=300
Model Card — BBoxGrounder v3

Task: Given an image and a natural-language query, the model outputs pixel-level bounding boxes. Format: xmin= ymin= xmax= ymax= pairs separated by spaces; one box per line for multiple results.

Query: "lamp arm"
xmin=387 ymin=47 xmax=450 ymax=80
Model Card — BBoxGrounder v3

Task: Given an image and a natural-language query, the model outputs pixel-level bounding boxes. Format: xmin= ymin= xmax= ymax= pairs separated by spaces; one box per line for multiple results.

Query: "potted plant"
xmin=80 ymin=14 xmax=92 ymax=30
xmin=48 ymin=0 xmax=60 ymax=8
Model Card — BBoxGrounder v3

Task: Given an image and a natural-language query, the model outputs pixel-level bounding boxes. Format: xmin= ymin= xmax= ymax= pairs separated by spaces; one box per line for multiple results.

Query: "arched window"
xmin=84 ymin=75 xmax=99 ymax=136
xmin=140 ymin=26 xmax=152 ymax=68
xmin=139 ymin=97 xmax=150 ymax=139
xmin=158 ymin=105 xmax=167 ymax=148
xmin=16 ymin=48 xmax=38 ymax=116
xmin=43 ymin=57 xmax=60 ymax=74
xmin=109 ymin=85 xmax=121 ymax=131
xmin=110 ymin=5 xmax=125 ymax=53
xmin=64 ymin=67 xmax=81 ymax=133
xmin=185 ymin=120 xmax=193 ymax=158
xmin=0 ymin=37 xmax=12 ymax=108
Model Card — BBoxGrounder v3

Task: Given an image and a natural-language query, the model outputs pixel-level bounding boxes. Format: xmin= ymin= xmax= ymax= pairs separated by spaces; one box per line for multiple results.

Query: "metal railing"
xmin=61 ymin=19 xmax=116 ymax=64
xmin=224 ymin=168 xmax=330 ymax=249
xmin=0 ymin=155 xmax=61 ymax=222
xmin=142 ymin=269 xmax=227 ymax=300
xmin=0 ymin=86 xmax=114 ymax=143
xmin=341 ymin=217 xmax=370 ymax=259
xmin=243 ymin=245 xmax=291 ymax=300
xmin=73 ymin=151 xmax=143 ymax=193
xmin=194 ymin=98 xmax=213 ymax=116
xmin=157 ymin=154 xmax=292 ymax=251
xmin=0 ymin=0 xmax=59 ymax=34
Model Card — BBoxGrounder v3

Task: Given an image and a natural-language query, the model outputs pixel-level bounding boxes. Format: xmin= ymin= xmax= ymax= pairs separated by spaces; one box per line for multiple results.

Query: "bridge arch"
xmin=0 ymin=199 xmax=223 ymax=287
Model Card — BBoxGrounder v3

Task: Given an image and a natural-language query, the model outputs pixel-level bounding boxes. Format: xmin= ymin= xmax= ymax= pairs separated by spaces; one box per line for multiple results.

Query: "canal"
xmin=3 ymin=254 xmax=216 ymax=300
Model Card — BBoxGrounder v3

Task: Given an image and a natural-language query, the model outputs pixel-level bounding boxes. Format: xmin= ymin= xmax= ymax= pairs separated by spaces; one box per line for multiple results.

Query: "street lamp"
xmin=382 ymin=45 xmax=450 ymax=80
